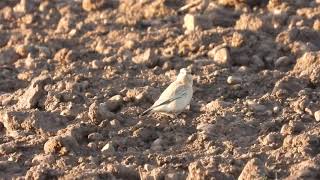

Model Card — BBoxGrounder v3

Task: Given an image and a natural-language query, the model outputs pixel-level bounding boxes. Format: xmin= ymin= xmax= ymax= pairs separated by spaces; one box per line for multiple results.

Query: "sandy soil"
xmin=1 ymin=0 xmax=320 ymax=179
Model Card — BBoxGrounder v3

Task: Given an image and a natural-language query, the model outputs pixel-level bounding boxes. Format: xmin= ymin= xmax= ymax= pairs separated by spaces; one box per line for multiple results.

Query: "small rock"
xmin=101 ymin=142 xmax=115 ymax=155
xmin=183 ymin=14 xmax=199 ymax=32
xmin=13 ymin=0 xmax=35 ymax=14
xmin=102 ymin=56 xmax=116 ymax=64
xmin=88 ymin=132 xmax=103 ymax=141
xmin=227 ymin=75 xmax=242 ymax=85
xmin=110 ymin=119 xmax=121 ymax=128
xmin=208 ymin=44 xmax=231 ymax=66
xmin=54 ymin=48 xmax=78 ymax=64
xmin=144 ymin=164 xmax=154 ymax=171
xmin=231 ymin=32 xmax=245 ymax=47
xmin=280 ymin=121 xmax=304 ymax=135
xmin=124 ymin=40 xmax=136 ymax=50
xmin=275 ymin=56 xmax=291 ymax=68
xmin=273 ymin=106 xmax=280 ymax=113
xmin=15 ymin=44 xmax=30 ymax=57
xmin=105 ymin=95 xmax=123 ymax=112
xmin=18 ymin=74 xmax=51 ymax=109
xmin=280 ymin=124 xmax=292 ymax=136
xmin=43 ymin=137 xmax=63 ymax=154
xmin=151 ymin=138 xmax=163 ymax=151
xmin=314 ymin=110 xmax=320 ymax=121
xmin=132 ymin=48 xmax=158 ymax=68
xmin=238 ymin=158 xmax=267 ymax=180
xmin=88 ymin=102 xmax=116 ymax=124
xmin=91 ymin=60 xmax=104 ymax=69
xmin=261 ymin=132 xmax=282 ymax=146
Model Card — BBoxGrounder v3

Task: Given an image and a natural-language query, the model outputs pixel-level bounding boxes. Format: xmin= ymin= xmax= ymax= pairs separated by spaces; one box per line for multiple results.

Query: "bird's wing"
xmin=151 ymin=83 xmax=188 ymax=109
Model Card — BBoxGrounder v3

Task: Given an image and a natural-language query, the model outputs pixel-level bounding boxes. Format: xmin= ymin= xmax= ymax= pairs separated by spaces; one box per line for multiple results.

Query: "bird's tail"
xmin=140 ymin=108 xmax=152 ymax=116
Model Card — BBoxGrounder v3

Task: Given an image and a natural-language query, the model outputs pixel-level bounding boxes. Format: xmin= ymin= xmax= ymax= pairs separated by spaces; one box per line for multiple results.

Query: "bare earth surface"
xmin=1 ymin=0 xmax=320 ymax=179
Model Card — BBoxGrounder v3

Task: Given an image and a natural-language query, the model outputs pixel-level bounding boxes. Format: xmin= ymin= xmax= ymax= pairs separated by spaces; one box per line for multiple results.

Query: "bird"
xmin=140 ymin=68 xmax=193 ymax=117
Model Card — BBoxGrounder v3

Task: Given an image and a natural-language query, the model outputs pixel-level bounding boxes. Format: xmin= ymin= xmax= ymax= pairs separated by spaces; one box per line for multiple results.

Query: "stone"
xmin=208 ymin=44 xmax=231 ymax=66
xmin=88 ymin=102 xmax=116 ymax=124
xmin=314 ymin=110 xmax=320 ymax=121
xmin=261 ymin=132 xmax=282 ymax=146
xmin=227 ymin=75 xmax=242 ymax=85
xmin=101 ymin=142 xmax=115 ymax=155
xmin=150 ymin=138 xmax=163 ymax=151
xmin=88 ymin=132 xmax=103 ymax=141
xmin=183 ymin=14 xmax=198 ymax=32
xmin=13 ymin=0 xmax=35 ymax=14
xmin=44 ymin=135 xmax=80 ymax=154
xmin=132 ymin=48 xmax=158 ymax=68
xmin=275 ymin=56 xmax=291 ymax=68
xmin=105 ymin=95 xmax=123 ymax=112
xmin=18 ymin=74 xmax=51 ymax=109
xmin=91 ymin=60 xmax=104 ymax=69
xmin=238 ymin=158 xmax=267 ymax=180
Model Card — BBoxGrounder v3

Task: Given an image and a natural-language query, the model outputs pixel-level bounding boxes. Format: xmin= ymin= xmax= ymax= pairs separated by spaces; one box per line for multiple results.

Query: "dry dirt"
xmin=1 ymin=0 xmax=320 ymax=179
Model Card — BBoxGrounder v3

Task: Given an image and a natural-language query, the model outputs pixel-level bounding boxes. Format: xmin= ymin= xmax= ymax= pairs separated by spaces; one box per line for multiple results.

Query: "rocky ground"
xmin=0 ymin=0 xmax=320 ymax=179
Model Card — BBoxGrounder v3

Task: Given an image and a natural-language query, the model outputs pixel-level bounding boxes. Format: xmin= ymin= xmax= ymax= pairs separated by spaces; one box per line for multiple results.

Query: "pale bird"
xmin=141 ymin=68 xmax=193 ymax=116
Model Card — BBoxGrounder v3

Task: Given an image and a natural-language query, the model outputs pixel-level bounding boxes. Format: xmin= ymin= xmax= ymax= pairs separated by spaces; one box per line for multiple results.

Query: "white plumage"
xmin=141 ymin=68 xmax=193 ymax=116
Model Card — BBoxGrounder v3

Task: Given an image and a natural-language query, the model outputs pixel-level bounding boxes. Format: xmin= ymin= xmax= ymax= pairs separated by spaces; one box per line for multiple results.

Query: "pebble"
xmin=91 ymin=60 xmax=104 ymax=69
xmin=183 ymin=14 xmax=199 ymax=32
xmin=106 ymin=95 xmax=123 ymax=112
xmin=109 ymin=119 xmax=121 ymax=128
xmin=262 ymin=132 xmax=282 ymax=146
xmin=275 ymin=56 xmax=291 ymax=68
xmin=132 ymin=48 xmax=158 ymax=68
xmin=280 ymin=124 xmax=291 ymax=135
xmin=101 ymin=142 xmax=115 ymax=155
xmin=88 ymin=102 xmax=116 ymax=124
xmin=88 ymin=132 xmax=103 ymax=141
xmin=227 ymin=75 xmax=242 ymax=85
xmin=150 ymin=138 xmax=163 ymax=151
xmin=314 ymin=110 xmax=320 ymax=121
xmin=208 ymin=44 xmax=231 ymax=66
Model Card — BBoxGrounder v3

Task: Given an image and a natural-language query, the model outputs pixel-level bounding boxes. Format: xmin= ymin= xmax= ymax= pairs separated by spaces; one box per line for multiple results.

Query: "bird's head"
xmin=176 ymin=68 xmax=193 ymax=85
